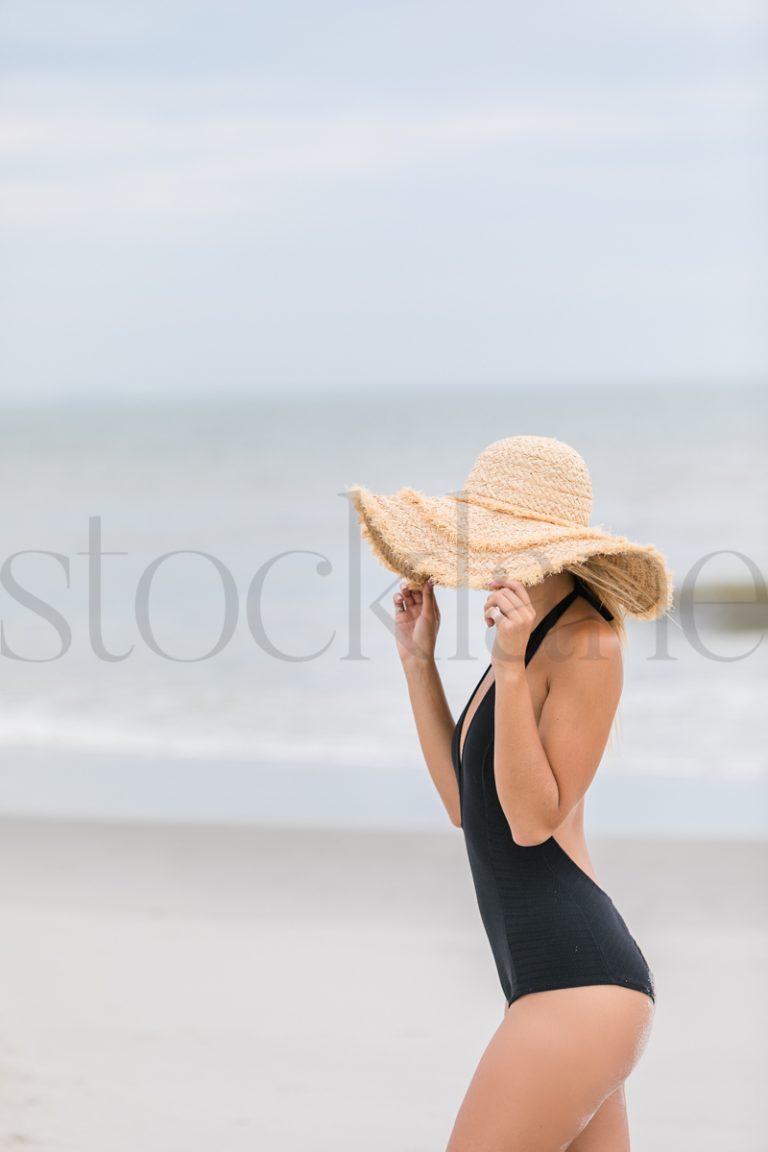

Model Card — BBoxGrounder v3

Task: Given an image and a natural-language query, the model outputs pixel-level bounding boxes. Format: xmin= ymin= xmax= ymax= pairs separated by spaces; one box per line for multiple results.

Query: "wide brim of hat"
xmin=346 ymin=484 xmax=673 ymax=620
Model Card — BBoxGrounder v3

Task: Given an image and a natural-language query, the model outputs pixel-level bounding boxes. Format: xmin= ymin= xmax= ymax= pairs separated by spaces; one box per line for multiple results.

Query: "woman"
xmin=347 ymin=435 xmax=673 ymax=1152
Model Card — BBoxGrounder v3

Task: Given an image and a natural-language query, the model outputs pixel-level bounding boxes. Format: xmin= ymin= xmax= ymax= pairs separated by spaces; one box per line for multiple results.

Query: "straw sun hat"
xmin=346 ymin=435 xmax=673 ymax=620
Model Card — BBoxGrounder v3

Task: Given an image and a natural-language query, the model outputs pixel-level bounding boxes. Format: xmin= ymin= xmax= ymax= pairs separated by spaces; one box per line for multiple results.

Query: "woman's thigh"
xmin=565 ymin=1084 xmax=630 ymax=1152
xmin=445 ymin=985 xmax=654 ymax=1152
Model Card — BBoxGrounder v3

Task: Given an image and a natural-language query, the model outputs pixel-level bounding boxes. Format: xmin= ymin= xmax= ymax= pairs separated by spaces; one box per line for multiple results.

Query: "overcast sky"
xmin=1 ymin=0 xmax=766 ymax=402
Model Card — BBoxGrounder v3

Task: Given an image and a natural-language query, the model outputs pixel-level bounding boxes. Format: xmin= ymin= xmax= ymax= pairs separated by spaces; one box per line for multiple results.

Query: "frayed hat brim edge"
xmin=345 ymin=483 xmax=674 ymax=620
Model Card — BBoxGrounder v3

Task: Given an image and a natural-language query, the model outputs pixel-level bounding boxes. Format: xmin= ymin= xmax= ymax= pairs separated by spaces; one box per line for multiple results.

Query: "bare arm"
xmin=483 ymin=578 xmax=622 ymax=847
xmin=401 ymin=656 xmax=461 ymax=827
xmin=394 ymin=579 xmax=461 ymax=828
xmin=493 ymin=624 xmax=622 ymax=845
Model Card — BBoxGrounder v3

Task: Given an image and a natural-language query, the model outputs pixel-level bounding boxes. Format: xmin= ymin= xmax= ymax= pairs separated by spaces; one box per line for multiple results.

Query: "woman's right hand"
xmin=393 ymin=577 xmax=441 ymax=663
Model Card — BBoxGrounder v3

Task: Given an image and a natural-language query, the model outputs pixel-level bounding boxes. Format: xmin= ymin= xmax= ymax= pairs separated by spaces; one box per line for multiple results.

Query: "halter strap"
xmin=524 ymin=575 xmax=613 ymax=666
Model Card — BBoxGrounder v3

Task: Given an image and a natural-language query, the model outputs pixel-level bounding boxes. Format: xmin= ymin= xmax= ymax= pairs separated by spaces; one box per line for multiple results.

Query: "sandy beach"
xmin=0 ymin=818 xmax=764 ymax=1151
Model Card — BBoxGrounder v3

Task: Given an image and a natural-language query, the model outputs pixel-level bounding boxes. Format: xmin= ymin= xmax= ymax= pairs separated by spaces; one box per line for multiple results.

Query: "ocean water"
xmin=0 ymin=385 xmax=765 ymax=833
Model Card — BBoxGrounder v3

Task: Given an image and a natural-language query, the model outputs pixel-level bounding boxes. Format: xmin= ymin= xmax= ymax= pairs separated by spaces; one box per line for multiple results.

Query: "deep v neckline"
xmin=455 ymin=578 xmax=596 ymax=775
xmin=456 ymin=663 xmax=494 ymax=773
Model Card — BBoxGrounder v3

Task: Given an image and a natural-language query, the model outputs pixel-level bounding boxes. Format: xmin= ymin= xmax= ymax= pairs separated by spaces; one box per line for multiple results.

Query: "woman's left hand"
xmin=484 ymin=579 xmax=536 ymax=669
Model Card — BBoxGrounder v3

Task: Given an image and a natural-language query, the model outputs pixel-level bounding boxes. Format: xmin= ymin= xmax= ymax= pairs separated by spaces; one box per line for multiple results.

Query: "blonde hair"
xmin=565 ymin=553 xmax=664 ymax=648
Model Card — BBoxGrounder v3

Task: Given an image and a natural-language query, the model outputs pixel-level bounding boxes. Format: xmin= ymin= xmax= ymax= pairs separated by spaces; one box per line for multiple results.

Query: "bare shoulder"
xmin=543 ymin=608 xmax=623 ymax=692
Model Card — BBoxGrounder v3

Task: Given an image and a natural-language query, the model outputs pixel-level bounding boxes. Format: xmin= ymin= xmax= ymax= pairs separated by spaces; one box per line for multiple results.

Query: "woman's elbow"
xmin=498 ymin=791 xmax=556 ymax=846
xmin=507 ymin=816 xmax=551 ymax=847
xmin=510 ymin=827 xmax=549 ymax=847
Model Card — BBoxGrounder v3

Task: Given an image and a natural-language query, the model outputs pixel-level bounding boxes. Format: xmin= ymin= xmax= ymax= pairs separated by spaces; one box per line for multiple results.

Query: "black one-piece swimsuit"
xmin=451 ymin=575 xmax=656 ymax=1009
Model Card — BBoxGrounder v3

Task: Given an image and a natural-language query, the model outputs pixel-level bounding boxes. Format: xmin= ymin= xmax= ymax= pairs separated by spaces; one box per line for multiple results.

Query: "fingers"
xmin=484 ymin=581 xmax=529 ymax=614
xmin=483 ymin=589 xmax=526 ymax=614
xmin=484 ymin=586 xmax=535 ymax=628
xmin=394 ymin=577 xmax=436 ymax=615
xmin=486 ymin=604 xmax=503 ymax=627
xmin=484 ymin=595 xmax=511 ymax=626
xmin=486 ymin=578 xmax=531 ymax=605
